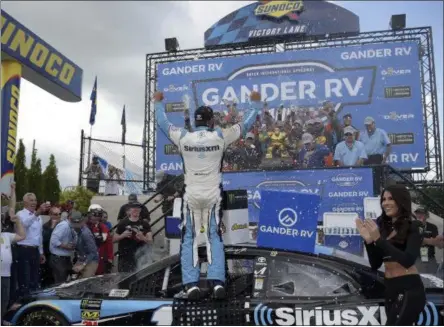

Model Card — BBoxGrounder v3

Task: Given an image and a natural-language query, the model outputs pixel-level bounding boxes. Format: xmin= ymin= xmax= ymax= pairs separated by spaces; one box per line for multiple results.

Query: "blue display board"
xmin=156 ymin=41 xmax=425 ymax=171
xmin=257 ymin=190 xmax=319 ymax=253
xmin=222 ymin=167 xmax=374 ymax=223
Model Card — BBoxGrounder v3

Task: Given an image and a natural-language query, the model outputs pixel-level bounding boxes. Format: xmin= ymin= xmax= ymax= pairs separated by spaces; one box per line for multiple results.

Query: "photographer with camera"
xmin=113 ymin=202 xmax=153 ymax=273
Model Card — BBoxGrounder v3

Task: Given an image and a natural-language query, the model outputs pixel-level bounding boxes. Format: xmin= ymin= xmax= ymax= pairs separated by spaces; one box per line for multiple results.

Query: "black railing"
xmin=383 ymin=165 xmax=444 ymax=218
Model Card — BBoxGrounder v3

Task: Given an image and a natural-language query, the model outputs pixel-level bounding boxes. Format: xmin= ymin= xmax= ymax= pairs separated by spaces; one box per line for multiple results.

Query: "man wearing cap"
xmin=238 ymin=132 xmax=262 ymax=170
xmin=154 ymin=90 xmax=262 ymax=300
xmin=71 ymin=212 xmax=99 ymax=279
xmin=415 ymin=206 xmax=439 ymax=274
xmin=154 ymin=170 xmax=184 ymax=219
xmin=359 ymin=116 xmax=391 ymax=165
xmin=337 ymin=113 xmax=360 ymax=141
xmin=117 ymin=193 xmax=150 ymax=222
xmin=298 ymin=133 xmax=330 ymax=169
xmin=334 ymin=126 xmax=368 ymax=167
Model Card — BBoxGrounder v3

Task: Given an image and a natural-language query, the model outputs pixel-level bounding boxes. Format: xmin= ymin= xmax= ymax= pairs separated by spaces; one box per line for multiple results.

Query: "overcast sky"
xmin=3 ymin=1 xmax=442 ymax=189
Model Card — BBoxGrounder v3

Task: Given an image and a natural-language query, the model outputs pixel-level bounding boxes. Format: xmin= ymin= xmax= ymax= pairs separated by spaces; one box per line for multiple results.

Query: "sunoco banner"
xmin=156 ymin=41 xmax=425 ymax=172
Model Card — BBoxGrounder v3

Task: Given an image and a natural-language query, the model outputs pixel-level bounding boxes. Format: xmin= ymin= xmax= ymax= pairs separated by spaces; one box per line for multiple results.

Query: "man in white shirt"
xmin=15 ymin=193 xmax=50 ymax=299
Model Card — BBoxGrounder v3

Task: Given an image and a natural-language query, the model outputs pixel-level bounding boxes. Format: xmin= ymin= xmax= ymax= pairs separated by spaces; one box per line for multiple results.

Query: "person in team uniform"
xmin=154 ymin=90 xmax=262 ymax=300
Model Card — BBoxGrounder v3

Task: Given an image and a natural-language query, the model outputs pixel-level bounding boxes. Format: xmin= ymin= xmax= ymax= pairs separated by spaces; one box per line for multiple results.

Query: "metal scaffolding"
xmin=143 ymin=27 xmax=442 ymax=189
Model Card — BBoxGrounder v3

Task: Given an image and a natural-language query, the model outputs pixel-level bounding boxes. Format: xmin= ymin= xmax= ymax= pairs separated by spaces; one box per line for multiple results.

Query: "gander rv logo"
xmin=331 ymin=173 xmax=362 ymax=187
xmin=255 ymin=0 xmax=304 ymax=20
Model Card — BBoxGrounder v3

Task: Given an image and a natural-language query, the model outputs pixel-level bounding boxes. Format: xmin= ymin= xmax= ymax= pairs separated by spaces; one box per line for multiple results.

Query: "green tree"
xmin=60 ymin=186 xmax=94 ymax=213
xmin=42 ymin=154 xmax=61 ymax=203
xmin=27 ymin=150 xmax=43 ymax=200
xmin=14 ymin=139 xmax=28 ymax=201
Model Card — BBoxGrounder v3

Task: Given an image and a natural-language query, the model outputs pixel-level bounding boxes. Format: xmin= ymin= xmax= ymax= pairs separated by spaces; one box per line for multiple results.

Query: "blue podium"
xmin=257 ymin=190 xmax=320 ymax=253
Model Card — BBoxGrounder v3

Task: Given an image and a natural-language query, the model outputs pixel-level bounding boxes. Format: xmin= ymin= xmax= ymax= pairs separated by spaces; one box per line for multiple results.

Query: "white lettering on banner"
xmin=382 ymin=113 xmax=414 ymax=121
xmin=340 ymin=47 xmax=412 ymax=60
xmin=274 ymin=306 xmax=385 ymax=326
xmin=332 ymin=204 xmax=363 ymax=213
xmin=161 ymin=63 xmax=223 ymax=76
xmin=381 ymin=68 xmax=411 ymax=76
xmin=328 ymin=191 xmax=369 ymax=198
xmin=387 ymin=153 xmax=419 ymax=163
xmin=259 ymin=225 xmax=314 ymax=238
xmin=201 ymin=78 xmax=364 ymax=106
xmin=248 ymin=25 xmax=307 ymax=38
xmin=160 ymin=162 xmax=183 ymax=171
xmin=331 ymin=174 xmax=362 ymax=187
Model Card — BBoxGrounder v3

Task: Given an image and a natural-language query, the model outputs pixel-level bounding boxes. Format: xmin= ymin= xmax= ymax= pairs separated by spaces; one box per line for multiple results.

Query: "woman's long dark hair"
xmin=377 ymin=184 xmax=413 ymax=243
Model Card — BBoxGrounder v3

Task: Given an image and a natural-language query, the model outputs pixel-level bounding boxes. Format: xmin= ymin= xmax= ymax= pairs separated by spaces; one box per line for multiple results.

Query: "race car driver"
xmin=154 ymin=90 xmax=262 ymax=300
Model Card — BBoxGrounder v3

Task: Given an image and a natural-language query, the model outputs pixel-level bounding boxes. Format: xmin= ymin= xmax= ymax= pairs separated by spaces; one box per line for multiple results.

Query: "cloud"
xmin=3 ymin=1 xmax=251 ymax=188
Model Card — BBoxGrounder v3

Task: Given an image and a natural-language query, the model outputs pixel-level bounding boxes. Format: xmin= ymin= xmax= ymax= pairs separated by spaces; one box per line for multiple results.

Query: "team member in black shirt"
xmin=113 ymin=203 xmax=153 ymax=273
xmin=414 ymin=206 xmax=439 ymax=274
xmin=356 ymin=185 xmax=425 ymax=326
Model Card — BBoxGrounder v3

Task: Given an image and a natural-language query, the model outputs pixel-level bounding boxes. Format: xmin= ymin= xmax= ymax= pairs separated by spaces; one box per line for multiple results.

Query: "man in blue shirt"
xmin=334 ymin=126 xmax=368 ymax=167
xmin=298 ymin=133 xmax=330 ymax=168
xmin=359 ymin=116 xmax=391 ymax=164
xmin=71 ymin=212 xmax=99 ymax=279
xmin=49 ymin=211 xmax=78 ymax=284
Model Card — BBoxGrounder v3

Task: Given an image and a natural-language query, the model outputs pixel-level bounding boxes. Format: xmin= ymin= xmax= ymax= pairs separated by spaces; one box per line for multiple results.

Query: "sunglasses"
xmin=344 ymin=133 xmax=353 ymax=136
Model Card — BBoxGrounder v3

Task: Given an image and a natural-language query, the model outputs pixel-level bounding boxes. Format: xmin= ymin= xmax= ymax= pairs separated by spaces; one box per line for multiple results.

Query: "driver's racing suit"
xmin=155 ymin=100 xmax=261 ymax=286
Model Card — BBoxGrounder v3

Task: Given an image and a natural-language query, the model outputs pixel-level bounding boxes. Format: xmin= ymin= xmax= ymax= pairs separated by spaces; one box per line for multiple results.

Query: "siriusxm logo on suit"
xmin=257 ymin=190 xmax=320 ymax=253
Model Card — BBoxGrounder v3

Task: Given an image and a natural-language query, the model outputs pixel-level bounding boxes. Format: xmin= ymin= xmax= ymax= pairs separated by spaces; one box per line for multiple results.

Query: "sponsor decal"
xmin=164 ymin=144 xmax=179 ymax=155
xmin=163 ymin=84 xmax=189 ymax=93
xmin=254 ymin=0 xmax=304 ymax=20
xmin=388 ymin=133 xmax=414 ymax=145
xmin=382 ymin=112 xmax=415 ymax=121
xmin=231 ymin=223 xmax=248 ymax=231
xmin=323 ymin=227 xmax=359 ymax=236
xmin=332 ymin=203 xmax=363 ymax=213
xmin=328 ymin=191 xmax=369 ymax=198
xmin=225 ymin=247 xmax=247 ymax=254
xmin=340 ymin=46 xmax=413 ymax=60
xmin=80 ymin=299 xmax=102 ymax=325
xmin=165 ymin=102 xmax=186 ymax=113
xmin=384 ymin=86 xmax=411 ymax=98
xmin=331 ymin=173 xmax=363 ymax=187
xmin=259 ymin=207 xmax=314 ymax=238
xmin=81 ymin=311 xmax=100 ymax=321
xmin=338 ymin=240 xmax=349 ymax=249
xmin=381 ymin=67 xmax=411 ymax=76
xmin=109 ymin=289 xmax=130 ymax=298
xmin=252 ymin=302 xmax=439 ymax=326
xmin=228 ymin=193 xmax=248 ymax=204
xmin=183 ymin=145 xmax=220 ymax=152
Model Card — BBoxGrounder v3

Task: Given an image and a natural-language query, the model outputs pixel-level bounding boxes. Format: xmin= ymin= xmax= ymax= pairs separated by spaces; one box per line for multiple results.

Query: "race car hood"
xmin=32 ymin=273 xmax=131 ymax=299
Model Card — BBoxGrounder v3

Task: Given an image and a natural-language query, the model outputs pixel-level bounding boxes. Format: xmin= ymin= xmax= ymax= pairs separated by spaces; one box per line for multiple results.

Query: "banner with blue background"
xmin=222 ymin=167 xmax=374 ymax=223
xmin=157 ymin=41 xmax=425 ymax=171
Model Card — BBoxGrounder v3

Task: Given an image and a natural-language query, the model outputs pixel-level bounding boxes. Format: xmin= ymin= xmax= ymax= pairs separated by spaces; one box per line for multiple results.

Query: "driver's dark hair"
xmin=376 ymin=184 xmax=413 ymax=244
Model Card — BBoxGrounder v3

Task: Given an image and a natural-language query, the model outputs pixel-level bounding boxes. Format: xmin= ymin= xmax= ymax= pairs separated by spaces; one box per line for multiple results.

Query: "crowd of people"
xmin=0 ymin=184 xmax=155 ymax=319
xmin=195 ymin=101 xmax=392 ymax=171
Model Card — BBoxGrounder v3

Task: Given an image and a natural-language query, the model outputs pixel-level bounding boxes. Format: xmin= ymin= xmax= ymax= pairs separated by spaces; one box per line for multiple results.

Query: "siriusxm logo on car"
xmin=259 ymin=208 xmax=314 ymax=238
xmin=331 ymin=173 xmax=362 ymax=187
xmin=253 ymin=302 xmax=439 ymax=326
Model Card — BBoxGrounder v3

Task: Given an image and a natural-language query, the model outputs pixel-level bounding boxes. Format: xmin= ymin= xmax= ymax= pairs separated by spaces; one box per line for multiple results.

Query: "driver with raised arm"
xmin=154 ymin=90 xmax=262 ymax=300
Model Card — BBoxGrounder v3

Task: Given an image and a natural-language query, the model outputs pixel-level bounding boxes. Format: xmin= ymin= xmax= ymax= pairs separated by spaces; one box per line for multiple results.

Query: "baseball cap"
xmin=245 ymin=132 xmax=255 ymax=140
xmin=343 ymin=113 xmax=352 ymax=119
xmin=128 ymin=202 xmax=143 ymax=209
xmin=343 ymin=126 xmax=355 ymax=135
xmin=301 ymin=133 xmax=314 ymax=144
xmin=414 ymin=206 xmax=427 ymax=213
xmin=364 ymin=116 xmax=375 ymax=125
xmin=128 ymin=193 xmax=138 ymax=203
xmin=194 ymin=106 xmax=214 ymax=122
xmin=70 ymin=211 xmax=84 ymax=223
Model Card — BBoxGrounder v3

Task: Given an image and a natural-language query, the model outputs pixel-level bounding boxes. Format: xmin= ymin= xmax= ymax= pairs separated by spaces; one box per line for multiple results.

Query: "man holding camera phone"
xmin=113 ymin=203 xmax=153 ymax=273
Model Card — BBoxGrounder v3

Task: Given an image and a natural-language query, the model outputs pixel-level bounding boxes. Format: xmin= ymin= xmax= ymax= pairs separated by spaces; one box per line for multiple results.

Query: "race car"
xmin=4 ymin=243 xmax=443 ymax=326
